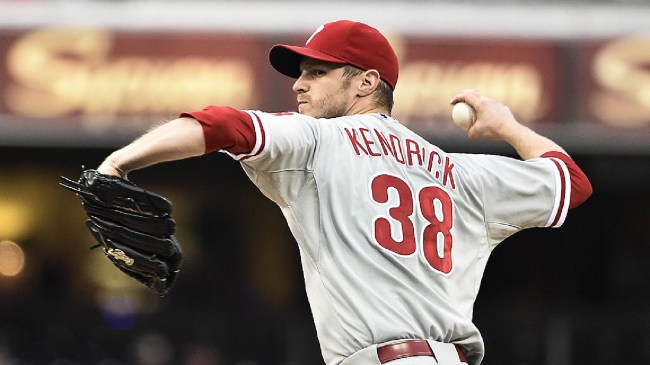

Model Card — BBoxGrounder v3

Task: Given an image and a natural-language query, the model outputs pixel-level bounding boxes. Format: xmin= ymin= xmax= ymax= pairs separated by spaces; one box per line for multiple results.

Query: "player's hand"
xmin=450 ymin=89 xmax=526 ymax=142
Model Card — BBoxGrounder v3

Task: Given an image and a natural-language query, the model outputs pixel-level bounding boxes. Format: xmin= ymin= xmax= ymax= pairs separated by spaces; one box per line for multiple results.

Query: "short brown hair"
xmin=342 ymin=65 xmax=394 ymax=113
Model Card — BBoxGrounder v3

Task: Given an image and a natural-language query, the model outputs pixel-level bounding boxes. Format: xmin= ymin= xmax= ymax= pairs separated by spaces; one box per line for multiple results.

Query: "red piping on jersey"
xmin=548 ymin=158 xmax=568 ymax=227
xmin=240 ymin=112 xmax=266 ymax=161
xmin=541 ymin=151 xmax=592 ymax=209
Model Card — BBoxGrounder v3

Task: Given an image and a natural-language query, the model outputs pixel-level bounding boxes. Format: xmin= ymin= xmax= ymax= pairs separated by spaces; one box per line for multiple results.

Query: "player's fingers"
xmin=96 ymin=162 xmax=124 ymax=177
xmin=450 ymin=89 xmax=482 ymax=106
xmin=467 ymin=127 xmax=481 ymax=140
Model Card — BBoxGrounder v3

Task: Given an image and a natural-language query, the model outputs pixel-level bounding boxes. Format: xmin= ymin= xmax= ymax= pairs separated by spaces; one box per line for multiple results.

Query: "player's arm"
xmin=451 ymin=90 xmax=565 ymax=160
xmin=451 ymin=90 xmax=592 ymax=208
xmin=486 ymin=122 xmax=564 ymax=161
xmin=97 ymin=118 xmax=206 ymax=177
xmin=97 ymin=106 xmax=257 ymax=177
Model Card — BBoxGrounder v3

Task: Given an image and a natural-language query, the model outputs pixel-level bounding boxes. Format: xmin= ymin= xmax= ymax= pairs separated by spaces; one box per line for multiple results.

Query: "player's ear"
xmin=357 ymin=69 xmax=381 ymax=97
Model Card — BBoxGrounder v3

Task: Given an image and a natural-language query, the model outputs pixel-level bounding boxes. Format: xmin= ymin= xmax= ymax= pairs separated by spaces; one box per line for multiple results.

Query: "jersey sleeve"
xmin=465 ymin=153 xmax=572 ymax=230
xmin=180 ymin=107 xmax=321 ymax=169
xmin=237 ymin=111 xmax=324 ymax=171
xmin=541 ymin=151 xmax=593 ymax=209
xmin=180 ymin=106 xmax=261 ymax=157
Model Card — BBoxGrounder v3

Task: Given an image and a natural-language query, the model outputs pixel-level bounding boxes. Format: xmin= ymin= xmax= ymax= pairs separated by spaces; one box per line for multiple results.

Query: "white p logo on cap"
xmin=306 ymin=25 xmax=325 ymax=45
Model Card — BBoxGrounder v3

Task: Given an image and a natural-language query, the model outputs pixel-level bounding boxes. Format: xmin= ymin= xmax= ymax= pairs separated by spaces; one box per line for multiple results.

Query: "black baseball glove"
xmin=60 ymin=169 xmax=182 ymax=296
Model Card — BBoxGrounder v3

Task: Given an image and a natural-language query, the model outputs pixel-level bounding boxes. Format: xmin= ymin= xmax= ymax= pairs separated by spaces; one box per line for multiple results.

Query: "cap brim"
xmin=269 ymin=44 xmax=346 ymax=79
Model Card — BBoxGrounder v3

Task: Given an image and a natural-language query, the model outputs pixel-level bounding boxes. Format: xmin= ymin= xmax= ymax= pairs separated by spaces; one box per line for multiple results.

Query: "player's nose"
xmin=292 ymin=74 xmax=308 ymax=93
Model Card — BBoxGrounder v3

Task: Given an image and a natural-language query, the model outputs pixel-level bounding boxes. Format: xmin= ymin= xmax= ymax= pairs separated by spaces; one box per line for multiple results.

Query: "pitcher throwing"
xmin=73 ymin=20 xmax=592 ymax=365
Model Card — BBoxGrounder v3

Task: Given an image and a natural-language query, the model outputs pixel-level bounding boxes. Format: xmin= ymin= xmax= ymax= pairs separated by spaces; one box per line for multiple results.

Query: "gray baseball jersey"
xmin=220 ymin=111 xmax=570 ymax=365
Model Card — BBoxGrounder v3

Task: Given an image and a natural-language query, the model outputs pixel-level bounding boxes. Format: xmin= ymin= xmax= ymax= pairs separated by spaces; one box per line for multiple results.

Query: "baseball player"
xmin=94 ymin=20 xmax=592 ymax=365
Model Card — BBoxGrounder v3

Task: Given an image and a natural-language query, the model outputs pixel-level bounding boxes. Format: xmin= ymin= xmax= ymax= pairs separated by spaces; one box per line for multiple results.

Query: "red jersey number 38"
xmin=370 ymin=174 xmax=454 ymax=274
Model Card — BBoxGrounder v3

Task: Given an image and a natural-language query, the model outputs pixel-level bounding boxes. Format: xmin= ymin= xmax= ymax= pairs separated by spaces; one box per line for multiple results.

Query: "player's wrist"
xmin=498 ymin=121 xmax=530 ymax=144
xmin=98 ymin=161 xmax=128 ymax=178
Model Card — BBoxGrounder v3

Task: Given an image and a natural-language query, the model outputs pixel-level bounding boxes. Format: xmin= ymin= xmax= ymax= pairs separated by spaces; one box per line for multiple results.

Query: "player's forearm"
xmin=502 ymin=123 xmax=567 ymax=161
xmin=452 ymin=90 xmax=568 ymax=160
xmin=98 ymin=118 xmax=206 ymax=176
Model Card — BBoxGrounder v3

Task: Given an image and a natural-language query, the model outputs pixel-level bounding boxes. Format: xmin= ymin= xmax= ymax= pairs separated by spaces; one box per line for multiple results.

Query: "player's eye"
xmin=310 ymin=69 xmax=326 ymax=77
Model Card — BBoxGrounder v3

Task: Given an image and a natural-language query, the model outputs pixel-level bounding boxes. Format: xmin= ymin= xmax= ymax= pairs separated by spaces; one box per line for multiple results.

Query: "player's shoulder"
xmin=247 ymin=111 xmax=391 ymax=123
xmin=247 ymin=111 xmax=389 ymax=134
xmin=324 ymin=113 xmax=402 ymax=132
xmin=246 ymin=110 xmax=315 ymax=122
xmin=339 ymin=113 xmax=398 ymax=124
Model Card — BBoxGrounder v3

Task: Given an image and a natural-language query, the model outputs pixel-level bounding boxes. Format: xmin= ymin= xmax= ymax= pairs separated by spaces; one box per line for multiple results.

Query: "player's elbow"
xmin=569 ymin=170 xmax=593 ymax=209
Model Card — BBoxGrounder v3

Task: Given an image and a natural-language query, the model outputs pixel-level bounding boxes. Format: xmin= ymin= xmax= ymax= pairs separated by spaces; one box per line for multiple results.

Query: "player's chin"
xmin=298 ymin=105 xmax=317 ymax=117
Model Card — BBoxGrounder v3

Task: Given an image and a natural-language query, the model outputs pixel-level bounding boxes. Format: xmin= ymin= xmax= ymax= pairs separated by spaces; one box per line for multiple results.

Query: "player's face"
xmin=293 ymin=59 xmax=357 ymax=118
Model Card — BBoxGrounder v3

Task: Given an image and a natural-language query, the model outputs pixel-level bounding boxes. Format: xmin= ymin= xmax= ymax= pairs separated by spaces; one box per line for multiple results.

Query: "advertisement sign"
xmin=581 ymin=36 xmax=650 ymax=128
xmin=0 ymin=27 xmax=648 ymax=146
xmin=0 ymin=28 xmax=267 ymax=136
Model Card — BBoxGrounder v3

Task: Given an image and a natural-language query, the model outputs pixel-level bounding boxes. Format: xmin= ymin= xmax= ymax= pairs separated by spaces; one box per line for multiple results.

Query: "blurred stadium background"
xmin=0 ymin=0 xmax=649 ymax=364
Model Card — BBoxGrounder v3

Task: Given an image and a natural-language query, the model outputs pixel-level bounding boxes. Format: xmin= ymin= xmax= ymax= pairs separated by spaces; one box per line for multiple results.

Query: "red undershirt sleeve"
xmin=541 ymin=151 xmax=593 ymax=209
xmin=180 ymin=106 xmax=256 ymax=155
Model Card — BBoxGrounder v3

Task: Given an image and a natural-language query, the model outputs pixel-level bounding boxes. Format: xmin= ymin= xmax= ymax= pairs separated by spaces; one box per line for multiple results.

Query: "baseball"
xmin=451 ymin=102 xmax=476 ymax=131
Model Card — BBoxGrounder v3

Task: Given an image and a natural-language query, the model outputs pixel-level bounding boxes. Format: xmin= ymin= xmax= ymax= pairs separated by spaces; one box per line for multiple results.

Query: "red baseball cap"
xmin=269 ymin=20 xmax=399 ymax=90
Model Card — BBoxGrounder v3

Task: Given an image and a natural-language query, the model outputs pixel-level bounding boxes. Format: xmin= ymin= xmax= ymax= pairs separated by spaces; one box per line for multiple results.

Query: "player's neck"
xmin=347 ymin=107 xmax=391 ymax=117
xmin=344 ymin=97 xmax=390 ymax=116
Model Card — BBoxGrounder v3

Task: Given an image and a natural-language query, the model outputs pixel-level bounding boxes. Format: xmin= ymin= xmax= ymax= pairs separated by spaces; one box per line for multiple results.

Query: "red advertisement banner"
xmin=580 ymin=36 xmax=650 ymax=128
xmin=0 ymin=27 xmax=648 ymax=145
